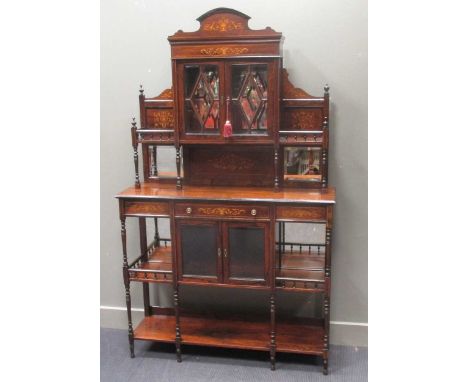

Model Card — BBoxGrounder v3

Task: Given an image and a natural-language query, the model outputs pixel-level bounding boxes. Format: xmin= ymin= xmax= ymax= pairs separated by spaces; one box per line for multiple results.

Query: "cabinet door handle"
xmin=186 ymin=207 xmax=192 ymax=214
xmin=223 ymin=249 xmax=228 ymax=258
xmin=251 ymin=209 xmax=257 ymax=216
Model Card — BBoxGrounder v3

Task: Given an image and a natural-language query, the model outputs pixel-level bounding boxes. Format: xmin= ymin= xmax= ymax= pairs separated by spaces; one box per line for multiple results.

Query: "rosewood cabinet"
xmin=117 ymin=8 xmax=335 ymax=376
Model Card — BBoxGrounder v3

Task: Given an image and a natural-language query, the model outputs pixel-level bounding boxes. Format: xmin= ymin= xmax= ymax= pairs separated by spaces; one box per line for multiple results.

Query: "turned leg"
xmin=121 ymin=218 xmax=135 ymax=358
xmin=174 ymin=287 xmax=182 ymax=362
xmin=322 ymin=225 xmax=332 ymax=375
xmin=270 ymin=293 xmax=276 ymax=370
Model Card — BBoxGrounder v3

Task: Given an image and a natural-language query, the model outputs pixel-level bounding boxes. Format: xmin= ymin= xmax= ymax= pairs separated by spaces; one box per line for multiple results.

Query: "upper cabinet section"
xmin=170 ymin=8 xmax=282 ymax=144
xmin=168 ymin=8 xmax=283 ymax=59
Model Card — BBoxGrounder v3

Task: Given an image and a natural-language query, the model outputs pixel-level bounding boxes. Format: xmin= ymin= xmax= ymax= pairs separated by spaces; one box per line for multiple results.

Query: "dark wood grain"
xmin=117 ymin=183 xmax=336 ymax=205
xmin=133 ymin=313 xmax=325 ymax=355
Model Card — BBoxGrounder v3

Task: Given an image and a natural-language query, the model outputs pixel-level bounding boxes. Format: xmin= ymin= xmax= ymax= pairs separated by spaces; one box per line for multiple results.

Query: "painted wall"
xmin=101 ymin=0 xmax=367 ymax=345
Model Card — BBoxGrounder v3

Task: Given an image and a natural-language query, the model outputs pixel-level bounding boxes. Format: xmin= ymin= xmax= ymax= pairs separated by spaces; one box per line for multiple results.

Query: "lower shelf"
xmin=133 ymin=314 xmax=324 ymax=355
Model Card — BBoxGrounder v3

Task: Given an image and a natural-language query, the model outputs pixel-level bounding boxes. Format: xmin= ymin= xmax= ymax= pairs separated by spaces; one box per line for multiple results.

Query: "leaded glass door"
xmin=229 ymin=63 xmax=268 ymax=135
xmin=182 ymin=63 xmax=224 ymax=136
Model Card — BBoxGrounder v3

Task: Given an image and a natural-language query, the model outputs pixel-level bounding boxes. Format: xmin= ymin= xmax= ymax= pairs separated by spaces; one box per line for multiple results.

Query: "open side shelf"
xmin=134 ymin=313 xmax=325 ymax=355
xmin=128 ymin=239 xmax=173 ymax=283
xmin=275 ymin=248 xmax=326 ymax=292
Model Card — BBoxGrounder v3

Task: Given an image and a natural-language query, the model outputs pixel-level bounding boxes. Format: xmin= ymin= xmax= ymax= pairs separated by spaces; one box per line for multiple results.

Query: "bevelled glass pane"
xmin=228 ymin=226 xmax=265 ymax=280
xmin=231 ymin=64 xmax=268 ymax=135
xmin=184 ymin=65 xmax=219 ymax=133
xmin=180 ymin=224 xmax=217 ymax=277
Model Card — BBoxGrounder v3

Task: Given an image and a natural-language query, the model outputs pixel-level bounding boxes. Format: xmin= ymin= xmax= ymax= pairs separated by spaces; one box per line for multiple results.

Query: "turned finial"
xmin=324 ymin=84 xmax=330 ymax=96
xmin=139 ymin=84 xmax=144 ymax=96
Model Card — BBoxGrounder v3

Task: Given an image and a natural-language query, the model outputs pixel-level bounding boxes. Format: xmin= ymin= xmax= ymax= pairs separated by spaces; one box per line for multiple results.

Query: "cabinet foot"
xmin=322 ymin=358 xmax=329 ymax=375
xmin=129 ymin=338 xmax=135 ymax=358
xmin=176 ymin=344 xmax=182 ymax=362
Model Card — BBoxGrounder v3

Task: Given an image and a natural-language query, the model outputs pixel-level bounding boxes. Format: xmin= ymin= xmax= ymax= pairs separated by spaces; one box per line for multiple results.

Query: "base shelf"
xmin=134 ymin=314 xmax=324 ymax=355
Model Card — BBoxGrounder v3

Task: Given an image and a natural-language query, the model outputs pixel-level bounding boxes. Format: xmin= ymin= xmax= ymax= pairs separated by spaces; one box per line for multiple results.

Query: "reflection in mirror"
xmin=284 ymin=147 xmax=321 ymax=182
xmin=148 ymin=145 xmax=183 ymax=179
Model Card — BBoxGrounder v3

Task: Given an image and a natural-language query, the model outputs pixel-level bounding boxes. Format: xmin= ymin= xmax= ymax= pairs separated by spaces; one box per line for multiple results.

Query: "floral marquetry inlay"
xmin=208 ymin=153 xmax=255 ymax=171
xmin=198 ymin=207 xmax=247 ymax=216
xmin=288 ymin=110 xmax=322 ymax=130
xmin=200 ymin=47 xmax=249 ymax=56
xmin=152 ymin=110 xmax=174 ymax=128
xmin=203 ymin=17 xmax=243 ymax=32
xmin=156 ymin=88 xmax=173 ymax=99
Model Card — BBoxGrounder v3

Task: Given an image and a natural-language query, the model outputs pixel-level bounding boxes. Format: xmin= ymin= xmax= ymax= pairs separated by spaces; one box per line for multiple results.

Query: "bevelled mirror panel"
xmin=147 ymin=145 xmax=182 ymax=179
xmin=283 ymin=147 xmax=321 ymax=183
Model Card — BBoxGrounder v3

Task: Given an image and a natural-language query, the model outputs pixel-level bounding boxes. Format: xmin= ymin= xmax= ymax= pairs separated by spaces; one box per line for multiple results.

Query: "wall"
xmin=101 ymin=0 xmax=367 ymax=346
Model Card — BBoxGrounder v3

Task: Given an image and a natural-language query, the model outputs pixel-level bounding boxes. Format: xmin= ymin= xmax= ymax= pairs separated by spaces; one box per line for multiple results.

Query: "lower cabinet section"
xmin=118 ymin=201 xmax=333 ymax=375
xmin=176 ymin=219 xmax=270 ymax=286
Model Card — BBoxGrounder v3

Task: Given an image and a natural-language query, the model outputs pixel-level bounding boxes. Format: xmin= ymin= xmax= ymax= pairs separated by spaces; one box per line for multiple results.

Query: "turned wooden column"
xmin=270 ymin=292 xmax=277 ymax=370
xmin=323 ymin=205 xmax=333 ymax=375
xmin=121 ymin=217 xmax=135 ymax=358
xmin=131 ymin=118 xmax=141 ymax=189
xmin=174 ymin=286 xmax=182 ymax=362
xmin=176 ymin=146 xmax=182 ymax=189
xmin=138 ymin=217 xmax=150 ymax=317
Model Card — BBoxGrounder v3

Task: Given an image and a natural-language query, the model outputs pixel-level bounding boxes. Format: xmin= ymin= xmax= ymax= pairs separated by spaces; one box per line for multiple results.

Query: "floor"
xmin=101 ymin=328 xmax=368 ymax=382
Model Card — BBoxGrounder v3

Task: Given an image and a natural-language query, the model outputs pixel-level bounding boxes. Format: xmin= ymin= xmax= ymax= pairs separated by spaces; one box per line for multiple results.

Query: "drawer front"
xmin=175 ymin=203 xmax=269 ymax=219
xmin=124 ymin=201 xmax=170 ymax=216
xmin=276 ymin=206 xmax=327 ymax=221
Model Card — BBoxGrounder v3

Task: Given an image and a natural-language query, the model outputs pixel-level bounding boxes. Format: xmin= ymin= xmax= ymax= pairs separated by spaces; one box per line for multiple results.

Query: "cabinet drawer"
xmin=276 ymin=206 xmax=327 ymax=222
xmin=175 ymin=203 xmax=269 ymax=219
xmin=124 ymin=201 xmax=170 ymax=216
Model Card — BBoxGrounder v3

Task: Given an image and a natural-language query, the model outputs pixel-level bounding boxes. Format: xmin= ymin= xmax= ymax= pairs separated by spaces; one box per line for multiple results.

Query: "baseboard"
xmin=100 ymin=305 xmax=368 ymax=347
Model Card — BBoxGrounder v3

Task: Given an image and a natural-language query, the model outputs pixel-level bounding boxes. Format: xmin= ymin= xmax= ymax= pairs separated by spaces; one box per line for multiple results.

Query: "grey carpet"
xmin=101 ymin=328 xmax=367 ymax=382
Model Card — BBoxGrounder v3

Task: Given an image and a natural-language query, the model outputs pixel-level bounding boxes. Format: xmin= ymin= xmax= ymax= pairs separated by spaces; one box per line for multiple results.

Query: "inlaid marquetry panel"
xmin=282 ymin=109 xmax=323 ymax=131
xmin=124 ymin=201 xmax=170 ymax=216
xmin=171 ymin=43 xmax=279 ymax=59
xmin=175 ymin=203 xmax=269 ymax=219
xmin=276 ymin=206 xmax=327 ymax=222
xmin=183 ymin=146 xmax=275 ymax=187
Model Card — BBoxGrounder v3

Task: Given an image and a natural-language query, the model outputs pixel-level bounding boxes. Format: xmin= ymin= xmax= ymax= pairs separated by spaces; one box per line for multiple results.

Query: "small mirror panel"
xmin=283 ymin=147 xmax=321 ymax=183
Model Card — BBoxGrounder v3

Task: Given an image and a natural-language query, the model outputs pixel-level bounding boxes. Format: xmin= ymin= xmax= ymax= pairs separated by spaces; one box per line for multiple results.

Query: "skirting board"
xmin=100 ymin=306 xmax=368 ymax=347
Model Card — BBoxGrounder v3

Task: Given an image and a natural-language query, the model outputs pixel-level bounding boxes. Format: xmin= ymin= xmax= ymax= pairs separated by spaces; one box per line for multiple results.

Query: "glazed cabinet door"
xmin=225 ymin=60 xmax=277 ymax=141
xmin=222 ymin=222 xmax=270 ymax=286
xmin=178 ymin=62 xmax=225 ymax=141
xmin=176 ymin=220 xmax=222 ymax=283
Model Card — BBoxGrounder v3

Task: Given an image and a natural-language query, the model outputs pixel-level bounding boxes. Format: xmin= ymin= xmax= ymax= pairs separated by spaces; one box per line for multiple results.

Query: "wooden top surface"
xmin=116 ymin=183 xmax=336 ymax=205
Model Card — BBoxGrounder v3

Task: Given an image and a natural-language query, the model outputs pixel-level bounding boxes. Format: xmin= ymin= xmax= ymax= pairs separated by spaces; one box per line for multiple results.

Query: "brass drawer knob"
xmin=251 ymin=209 xmax=257 ymax=216
xmin=186 ymin=207 xmax=192 ymax=214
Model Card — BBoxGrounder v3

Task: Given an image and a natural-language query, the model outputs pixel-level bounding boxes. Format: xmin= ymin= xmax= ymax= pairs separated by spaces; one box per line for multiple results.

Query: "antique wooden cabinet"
xmin=116 ymin=8 xmax=335 ymax=375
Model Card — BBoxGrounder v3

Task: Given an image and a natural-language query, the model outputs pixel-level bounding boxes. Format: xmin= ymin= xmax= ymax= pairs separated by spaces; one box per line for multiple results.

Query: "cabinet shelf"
xmin=276 ymin=251 xmax=325 ymax=292
xmin=128 ymin=244 xmax=173 ymax=283
xmin=134 ymin=313 xmax=325 ymax=355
